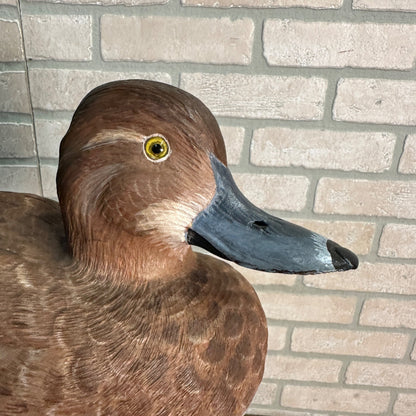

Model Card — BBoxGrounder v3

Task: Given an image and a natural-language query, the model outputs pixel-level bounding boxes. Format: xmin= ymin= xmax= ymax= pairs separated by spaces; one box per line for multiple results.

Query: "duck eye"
xmin=144 ymin=135 xmax=170 ymax=162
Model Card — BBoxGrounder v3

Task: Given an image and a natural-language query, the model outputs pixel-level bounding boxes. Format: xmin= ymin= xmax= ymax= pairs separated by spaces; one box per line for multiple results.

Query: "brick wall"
xmin=1 ymin=1 xmax=415 ymax=415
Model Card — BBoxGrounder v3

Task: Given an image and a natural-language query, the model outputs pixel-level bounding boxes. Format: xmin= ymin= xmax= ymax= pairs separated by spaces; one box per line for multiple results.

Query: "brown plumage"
xmin=0 ymin=80 xmax=267 ymax=415
xmin=0 ymin=79 xmax=358 ymax=415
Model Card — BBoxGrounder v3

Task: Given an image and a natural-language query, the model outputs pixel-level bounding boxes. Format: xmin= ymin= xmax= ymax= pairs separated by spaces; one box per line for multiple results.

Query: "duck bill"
xmin=186 ymin=154 xmax=358 ymax=274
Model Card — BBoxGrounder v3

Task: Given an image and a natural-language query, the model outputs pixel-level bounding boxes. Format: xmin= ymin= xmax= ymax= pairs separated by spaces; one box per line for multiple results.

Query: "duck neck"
xmin=69 ymin=226 xmax=197 ymax=285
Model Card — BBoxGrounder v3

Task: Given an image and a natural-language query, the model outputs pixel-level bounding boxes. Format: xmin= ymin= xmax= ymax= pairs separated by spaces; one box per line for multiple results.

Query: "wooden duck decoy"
xmin=0 ymin=80 xmax=358 ymax=416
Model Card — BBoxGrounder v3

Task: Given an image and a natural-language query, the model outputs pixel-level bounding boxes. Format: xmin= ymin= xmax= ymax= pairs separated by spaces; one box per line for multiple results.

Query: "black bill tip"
xmin=327 ymin=239 xmax=359 ymax=271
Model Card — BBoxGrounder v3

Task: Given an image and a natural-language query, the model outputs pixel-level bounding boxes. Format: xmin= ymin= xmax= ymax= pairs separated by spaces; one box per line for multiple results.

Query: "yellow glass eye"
xmin=144 ymin=135 xmax=170 ymax=162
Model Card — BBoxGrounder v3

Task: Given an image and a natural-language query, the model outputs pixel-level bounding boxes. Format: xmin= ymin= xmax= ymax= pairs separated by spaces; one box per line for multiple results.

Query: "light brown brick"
xmin=180 ymin=73 xmax=327 ymax=120
xmin=251 ymin=127 xmax=395 ymax=172
xmin=264 ymin=354 xmax=342 ymax=382
xmin=40 ymin=165 xmax=57 ymax=200
xmin=182 ymin=0 xmax=343 ymax=7
xmin=34 ymin=118 xmax=70 ymax=158
xmin=264 ymin=20 xmax=416 ymax=70
xmin=360 ymin=298 xmax=416 ymax=329
xmin=0 ymin=72 xmax=31 ymax=114
xmin=257 ymin=291 xmax=356 ymax=324
xmin=230 ymin=262 xmax=297 ymax=286
xmin=333 ymin=78 xmax=416 ymax=126
xmin=0 ymin=124 xmax=35 ymax=158
xmin=347 ymin=361 xmax=416 ymax=389
xmin=379 ymin=224 xmax=416 ymax=259
xmin=101 ymin=16 xmax=253 ymax=65
xmin=0 ymin=166 xmax=41 ymax=194
xmin=251 ymin=382 xmax=277 ymax=406
xmin=247 ymin=409 xmax=331 ymax=416
xmin=315 ymin=178 xmax=416 ymax=219
xmin=353 ymin=0 xmax=416 ymax=12
xmin=22 ymin=15 xmax=92 ymax=61
xmin=0 ymin=19 xmax=23 ymax=62
xmin=293 ymin=219 xmax=374 ymax=255
xmin=394 ymin=393 xmax=416 ymax=416
xmin=28 ymin=69 xmax=171 ymax=111
xmin=267 ymin=326 xmax=288 ymax=351
xmin=220 ymin=126 xmax=245 ymax=166
xmin=291 ymin=327 xmax=408 ymax=358
xmin=304 ymin=262 xmax=416 ymax=295
xmin=399 ymin=134 xmax=416 ymax=174
xmin=412 ymin=343 xmax=416 ymax=360
xmin=281 ymin=385 xmax=390 ymax=414
xmin=26 ymin=0 xmax=166 ymax=4
xmin=233 ymin=174 xmax=309 ymax=211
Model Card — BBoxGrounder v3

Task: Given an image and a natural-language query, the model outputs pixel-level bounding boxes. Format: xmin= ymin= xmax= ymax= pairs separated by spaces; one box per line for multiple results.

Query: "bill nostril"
xmin=250 ymin=220 xmax=269 ymax=230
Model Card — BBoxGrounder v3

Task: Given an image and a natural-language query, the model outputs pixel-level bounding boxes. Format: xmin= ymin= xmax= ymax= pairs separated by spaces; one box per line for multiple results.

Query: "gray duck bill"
xmin=186 ymin=154 xmax=358 ymax=275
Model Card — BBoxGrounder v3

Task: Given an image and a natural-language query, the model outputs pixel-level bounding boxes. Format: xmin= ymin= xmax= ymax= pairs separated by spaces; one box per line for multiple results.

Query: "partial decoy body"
xmin=0 ymin=80 xmax=358 ymax=415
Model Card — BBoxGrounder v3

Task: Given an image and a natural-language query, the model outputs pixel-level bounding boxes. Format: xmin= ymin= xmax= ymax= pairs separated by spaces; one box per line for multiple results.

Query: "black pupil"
xmin=151 ymin=143 xmax=164 ymax=155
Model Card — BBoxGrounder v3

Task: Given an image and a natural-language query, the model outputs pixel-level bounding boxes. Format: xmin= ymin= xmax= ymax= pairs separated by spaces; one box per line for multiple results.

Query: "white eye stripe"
xmin=81 ymin=129 xmax=144 ymax=152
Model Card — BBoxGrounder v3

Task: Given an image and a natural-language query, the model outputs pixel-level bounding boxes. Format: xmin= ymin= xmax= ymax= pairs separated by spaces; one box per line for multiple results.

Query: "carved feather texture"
xmin=0 ymin=80 xmax=268 ymax=415
xmin=0 ymin=193 xmax=267 ymax=415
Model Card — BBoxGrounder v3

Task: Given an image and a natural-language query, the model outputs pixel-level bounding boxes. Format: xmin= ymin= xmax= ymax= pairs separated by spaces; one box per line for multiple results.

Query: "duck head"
xmin=57 ymin=80 xmax=358 ymax=282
